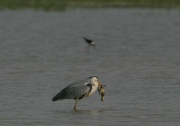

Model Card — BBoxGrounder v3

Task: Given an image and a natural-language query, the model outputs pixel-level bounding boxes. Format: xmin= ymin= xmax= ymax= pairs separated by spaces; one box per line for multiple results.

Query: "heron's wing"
xmin=52 ymin=78 xmax=92 ymax=101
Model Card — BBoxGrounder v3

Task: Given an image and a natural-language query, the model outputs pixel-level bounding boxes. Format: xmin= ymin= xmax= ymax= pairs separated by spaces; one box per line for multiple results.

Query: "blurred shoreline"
xmin=0 ymin=0 xmax=180 ymax=11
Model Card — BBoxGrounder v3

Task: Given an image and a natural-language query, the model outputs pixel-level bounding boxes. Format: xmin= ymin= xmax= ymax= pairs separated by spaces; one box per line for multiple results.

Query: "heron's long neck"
xmin=88 ymin=85 xmax=98 ymax=96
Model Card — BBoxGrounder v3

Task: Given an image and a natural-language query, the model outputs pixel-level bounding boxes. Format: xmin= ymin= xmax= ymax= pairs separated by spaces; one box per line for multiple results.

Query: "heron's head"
xmin=90 ymin=76 xmax=102 ymax=88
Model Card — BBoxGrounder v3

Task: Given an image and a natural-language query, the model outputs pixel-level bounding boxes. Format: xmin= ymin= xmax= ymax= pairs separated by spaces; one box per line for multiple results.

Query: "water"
xmin=0 ymin=8 xmax=180 ymax=126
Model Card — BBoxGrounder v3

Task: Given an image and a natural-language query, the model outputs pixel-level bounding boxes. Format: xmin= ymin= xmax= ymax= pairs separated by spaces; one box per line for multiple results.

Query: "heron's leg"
xmin=74 ymin=97 xmax=79 ymax=110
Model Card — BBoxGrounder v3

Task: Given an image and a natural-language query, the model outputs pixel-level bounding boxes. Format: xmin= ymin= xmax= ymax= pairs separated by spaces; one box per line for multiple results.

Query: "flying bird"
xmin=83 ymin=37 xmax=96 ymax=52
xmin=52 ymin=76 xmax=105 ymax=110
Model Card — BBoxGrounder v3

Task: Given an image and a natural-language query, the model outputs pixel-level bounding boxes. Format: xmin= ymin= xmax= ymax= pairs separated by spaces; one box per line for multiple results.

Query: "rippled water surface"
xmin=0 ymin=9 xmax=180 ymax=126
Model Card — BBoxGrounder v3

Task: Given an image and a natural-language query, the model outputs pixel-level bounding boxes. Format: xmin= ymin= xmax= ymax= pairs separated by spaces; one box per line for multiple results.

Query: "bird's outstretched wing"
xmin=83 ymin=37 xmax=93 ymax=44
xmin=52 ymin=78 xmax=92 ymax=101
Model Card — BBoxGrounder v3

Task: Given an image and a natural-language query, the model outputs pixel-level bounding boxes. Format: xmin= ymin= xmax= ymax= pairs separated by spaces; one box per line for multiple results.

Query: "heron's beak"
xmin=97 ymin=80 xmax=106 ymax=89
xmin=97 ymin=80 xmax=102 ymax=88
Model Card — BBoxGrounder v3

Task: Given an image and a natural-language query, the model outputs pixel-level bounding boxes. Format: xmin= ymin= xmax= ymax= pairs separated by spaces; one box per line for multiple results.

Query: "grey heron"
xmin=52 ymin=76 xmax=105 ymax=110
xmin=83 ymin=37 xmax=96 ymax=52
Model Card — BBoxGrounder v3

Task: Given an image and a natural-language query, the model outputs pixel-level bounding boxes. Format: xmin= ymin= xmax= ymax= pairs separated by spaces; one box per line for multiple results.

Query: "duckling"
xmin=98 ymin=85 xmax=106 ymax=101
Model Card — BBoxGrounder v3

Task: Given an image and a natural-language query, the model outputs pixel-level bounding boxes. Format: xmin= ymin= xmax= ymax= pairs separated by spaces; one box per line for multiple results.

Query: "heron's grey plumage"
xmin=52 ymin=77 xmax=93 ymax=101
xmin=52 ymin=76 xmax=103 ymax=110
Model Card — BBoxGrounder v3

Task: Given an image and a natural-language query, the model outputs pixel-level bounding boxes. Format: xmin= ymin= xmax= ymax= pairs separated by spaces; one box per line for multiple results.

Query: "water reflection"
xmin=55 ymin=109 xmax=104 ymax=115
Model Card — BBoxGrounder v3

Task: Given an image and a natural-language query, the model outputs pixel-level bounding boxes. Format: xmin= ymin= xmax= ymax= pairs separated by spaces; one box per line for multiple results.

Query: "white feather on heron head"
xmin=88 ymin=76 xmax=100 ymax=87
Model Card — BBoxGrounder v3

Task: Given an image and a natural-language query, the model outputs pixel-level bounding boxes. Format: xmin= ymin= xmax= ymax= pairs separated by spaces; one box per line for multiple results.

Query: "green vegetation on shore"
xmin=0 ymin=0 xmax=180 ymax=11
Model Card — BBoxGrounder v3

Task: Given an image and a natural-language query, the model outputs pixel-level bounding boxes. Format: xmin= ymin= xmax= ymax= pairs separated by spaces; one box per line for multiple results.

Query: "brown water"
xmin=0 ymin=9 xmax=180 ymax=126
